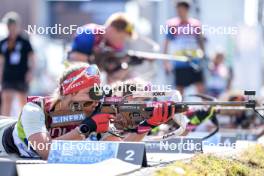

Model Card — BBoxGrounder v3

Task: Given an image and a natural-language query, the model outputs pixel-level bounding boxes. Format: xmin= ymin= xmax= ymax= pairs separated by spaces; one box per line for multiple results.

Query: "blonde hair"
xmin=105 ymin=12 xmax=134 ymax=36
xmin=50 ymin=62 xmax=90 ymax=106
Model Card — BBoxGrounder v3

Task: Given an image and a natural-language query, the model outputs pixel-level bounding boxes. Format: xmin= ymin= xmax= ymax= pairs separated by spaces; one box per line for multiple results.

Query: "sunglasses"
xmin=70 ymin=101 xmax=98 ymax=111
xmin=83 ymin=101 xmax=96 ymax=107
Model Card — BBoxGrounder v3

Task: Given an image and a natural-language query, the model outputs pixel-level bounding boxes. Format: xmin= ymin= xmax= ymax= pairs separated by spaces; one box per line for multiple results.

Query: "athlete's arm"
xmin=163 ymin=39 xmax=172 ymax=73
xmin=197 ymin=32 xmax=205 ymax=52
xmin=163 ymin=38 xmax=169 ymax=54
xmin=22 ymin=103 xmax=85 ymax=159
xmin=28 ymin=112 xmax=112 ymax=159
xmin=28 ymin=127 xmax=84 ymax=160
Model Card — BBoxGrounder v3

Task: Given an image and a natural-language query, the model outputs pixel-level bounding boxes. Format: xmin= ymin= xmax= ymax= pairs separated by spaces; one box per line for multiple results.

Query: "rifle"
xmin=89 ymin=90 xmax=264 ymax=140
xmin=97 ymin=90 xmax=261 ymax=117
xmin=92 ymin=46 xmax=204 ymax=74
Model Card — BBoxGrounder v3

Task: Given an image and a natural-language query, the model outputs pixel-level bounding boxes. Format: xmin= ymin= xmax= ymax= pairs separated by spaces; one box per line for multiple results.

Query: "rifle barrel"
xmin=216 ymin=106 xmax=264 ymax=111
xmin=127 ymin=50 xmax=190 ymax=62
xmin=176 ymin=101 xmax=246 ymax=106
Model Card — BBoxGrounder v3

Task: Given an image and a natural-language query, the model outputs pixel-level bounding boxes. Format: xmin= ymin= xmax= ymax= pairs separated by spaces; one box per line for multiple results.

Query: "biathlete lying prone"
xmin=0 ymin=63 xmax=178 ymax=159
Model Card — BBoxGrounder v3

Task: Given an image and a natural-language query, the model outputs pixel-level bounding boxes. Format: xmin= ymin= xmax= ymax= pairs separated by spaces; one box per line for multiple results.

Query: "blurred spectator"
xmin=163 ymin=0 xmax=205 ymax=95
xmin=0 ymin=12 xmax=35 ymax=116
xmin=218 ymin=91 xmax=257 ymax=129
xmin=206 ymin=52 xmax=233 ymax=97
xmin=68 ymin=12 xmax=134 ymax=83
xmin=68 ymin=12 xmax=133 ymax=63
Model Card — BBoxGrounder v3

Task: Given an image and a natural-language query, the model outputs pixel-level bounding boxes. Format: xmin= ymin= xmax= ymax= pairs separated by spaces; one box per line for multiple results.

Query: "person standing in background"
xmin=206 ymin=52 xmax=233 ymax=97
xmin=0 ymin=12 xmax=35 ymax=116
xmin=163 ymin=0 xmax=205 ymax=95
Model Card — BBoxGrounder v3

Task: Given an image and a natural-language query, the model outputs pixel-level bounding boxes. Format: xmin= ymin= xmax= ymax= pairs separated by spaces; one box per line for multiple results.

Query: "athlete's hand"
xmin=82 ymin=114 xmax=113 ymax=133
xmin=147 ymin=101 xmax=174 ymax=126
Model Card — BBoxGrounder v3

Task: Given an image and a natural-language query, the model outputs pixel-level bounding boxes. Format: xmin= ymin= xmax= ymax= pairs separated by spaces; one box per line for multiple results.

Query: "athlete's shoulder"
xmin=23 ymin=96 xmax=52 ymax=113
xmin=172 ymin=90 xmax=183 ymax=102
xmin=166 ymin=17 xmax=181 ymax=26
xmin=22 ymin=102 xmax=43 ymax=113
xmin=188 ymin=18 xmax=201 ymax=26
xmin=20 ymin=102 xmax=46 ymax=127
xmin=71 ymin=24 xmax=101 ymax=55
xmin=20 ymin=102 xmax=47 ymax=140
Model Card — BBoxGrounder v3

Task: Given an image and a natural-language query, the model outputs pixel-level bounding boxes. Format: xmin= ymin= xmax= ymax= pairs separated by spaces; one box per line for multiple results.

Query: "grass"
xmin=155 ymin=144 xmax=264 ymax=176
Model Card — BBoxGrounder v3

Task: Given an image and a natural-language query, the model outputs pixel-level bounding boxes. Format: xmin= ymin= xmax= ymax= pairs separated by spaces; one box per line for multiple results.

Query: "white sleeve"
xmin=170 ymin=90 xmax=182 ymax=102
xmin=20 ymin=102 xmax=48 ymax=139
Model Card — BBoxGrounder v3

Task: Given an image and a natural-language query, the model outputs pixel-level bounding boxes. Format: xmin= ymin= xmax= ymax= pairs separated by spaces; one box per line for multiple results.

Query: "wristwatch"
xmin=78 ymin=124 xmax=91 ymax=138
